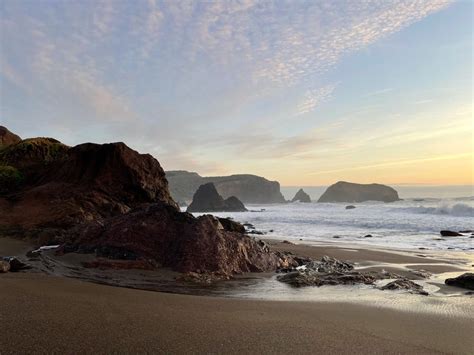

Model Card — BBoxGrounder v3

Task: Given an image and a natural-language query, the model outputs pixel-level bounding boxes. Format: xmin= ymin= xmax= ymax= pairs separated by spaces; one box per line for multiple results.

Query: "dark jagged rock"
xmin=445 ymin=273 xmax=474 ymax=290
xmin=62 ymin=203 xmax=294 ymax=276
xmin=166 ymin=170 xmax=286 ymax=204
xmin=186 ymin=183 xmax=247 ymax=212
xmin=305 ymin=256 xmax=354 ymax=273
xmin=276 ymin=256 xmax=405 ymax=288
xmin=318 ymin=181 xmax=399 ymax=203
xmin=218 ymin=218 xmax=246 ymax=233
xmin=440 ymin=230 xmax=463 ymax=237
xmin=345 ymin=205 xmax=356 ymax=209
xmin=0 ymin=126 xmax=21 ymax=147
xmin=291 ymin=188 xmax=311 ymax=203
xmin=277 ymin=269 xmax=377 ymax=287
xmin=381 ymin=279 xmax=428 ymax=295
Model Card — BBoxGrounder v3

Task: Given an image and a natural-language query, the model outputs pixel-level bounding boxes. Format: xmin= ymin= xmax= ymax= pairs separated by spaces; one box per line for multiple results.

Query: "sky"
xmin=1 ymin=0 xmax=472 ymax=186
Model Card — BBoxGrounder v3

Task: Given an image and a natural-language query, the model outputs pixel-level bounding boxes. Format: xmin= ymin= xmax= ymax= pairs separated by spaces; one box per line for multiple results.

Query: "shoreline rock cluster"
xmin=277 ymin=255 xmax=429 ymax=295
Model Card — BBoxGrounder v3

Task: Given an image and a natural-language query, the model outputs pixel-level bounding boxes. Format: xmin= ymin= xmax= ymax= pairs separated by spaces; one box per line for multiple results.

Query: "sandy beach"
xmin=1 ymin=236 xmax=473 ymax=354
xmin=1 ymin=271 xmax=473 ymax=354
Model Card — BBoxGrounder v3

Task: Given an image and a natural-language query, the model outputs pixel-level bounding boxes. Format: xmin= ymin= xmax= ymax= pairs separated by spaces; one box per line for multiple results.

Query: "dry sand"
xmin=1 ymin=237 xmax=473 ymax=354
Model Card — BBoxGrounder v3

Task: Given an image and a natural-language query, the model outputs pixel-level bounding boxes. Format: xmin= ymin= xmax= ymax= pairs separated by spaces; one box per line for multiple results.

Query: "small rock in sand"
xmin=445 ymin=273 xmax=474 ymax=290
xmin=345 ymin=205 xmax=356 ymax=210
xmin=4 ymin=257 xmax=30 ymax=272
xmin=0 ymin=260 xmax=11 ymax=273
xmin=363 ymin=234 xmax=373 ymax=238
xmin=381 ymin=278 xmax=428 ymax=296
xmin=411 ymin=269 xmax=432 ymax=279
xmin=282 ymin=240 xmax=294 ymax=245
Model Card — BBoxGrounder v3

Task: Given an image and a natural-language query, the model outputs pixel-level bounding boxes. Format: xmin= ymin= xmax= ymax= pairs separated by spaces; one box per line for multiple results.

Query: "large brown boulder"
xmin=318 ymin=181 xmax=400 ymax=203
xmin=187 ymin=183 xmax=247 ymax=212
xmin=0 ymin=140 xmax=177 ymax=237
xmin=0 ymin=126 xmax=21 ymax=147
xmin=62 ymin=203 xmax=289 ymax=275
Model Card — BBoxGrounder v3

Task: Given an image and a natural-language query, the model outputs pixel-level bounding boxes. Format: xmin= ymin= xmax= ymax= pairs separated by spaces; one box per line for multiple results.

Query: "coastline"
xmin=1 ymin=236 xmax=473 ymax=353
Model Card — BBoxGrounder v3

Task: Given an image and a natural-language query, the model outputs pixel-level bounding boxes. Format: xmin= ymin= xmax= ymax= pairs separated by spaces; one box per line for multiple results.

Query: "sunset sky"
xmin=1 ymin=0 xmax=472 ymax=186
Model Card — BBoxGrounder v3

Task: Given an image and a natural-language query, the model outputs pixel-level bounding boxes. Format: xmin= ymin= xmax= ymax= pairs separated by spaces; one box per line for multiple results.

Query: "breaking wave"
xmin=408 ymin=203 xmax=474 ymax=217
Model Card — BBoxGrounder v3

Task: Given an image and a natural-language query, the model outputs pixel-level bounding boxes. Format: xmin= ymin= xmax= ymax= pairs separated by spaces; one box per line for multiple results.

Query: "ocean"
xmin=190 ymin=196 xmax=474 ymax=251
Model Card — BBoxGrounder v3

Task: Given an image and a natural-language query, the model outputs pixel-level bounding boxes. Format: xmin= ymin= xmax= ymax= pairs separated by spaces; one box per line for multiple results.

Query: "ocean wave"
xmin=407 ymin=203 xmax=474 ymax=217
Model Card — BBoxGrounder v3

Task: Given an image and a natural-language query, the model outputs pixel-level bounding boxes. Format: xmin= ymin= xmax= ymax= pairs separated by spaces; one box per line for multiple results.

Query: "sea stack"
xmin=291 ymin=188 xmax=311 ymax=203
xmin=186 ymin=183 xmax=248 ymax=212
xmin=317 ymin=181 xmax=399 ymax=203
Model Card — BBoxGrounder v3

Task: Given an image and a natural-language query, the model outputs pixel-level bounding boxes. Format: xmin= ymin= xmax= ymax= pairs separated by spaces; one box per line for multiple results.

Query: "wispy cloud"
xmin=296 ymin=84 xmax=338 ymax=116
xmin=0 ymin=0 xmax=460 ymax=180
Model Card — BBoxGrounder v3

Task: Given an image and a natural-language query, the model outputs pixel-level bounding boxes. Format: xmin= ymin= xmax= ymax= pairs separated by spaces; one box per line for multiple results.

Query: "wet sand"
xmin=1 ymin=236 xmax=473 ymax=354
xmin=1 ymin=272 xmax=473 ymax=354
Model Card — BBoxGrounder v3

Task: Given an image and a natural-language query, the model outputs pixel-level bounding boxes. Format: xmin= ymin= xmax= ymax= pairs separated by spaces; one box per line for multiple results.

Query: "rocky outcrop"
xmin=186 ymin=183 xmax=247 ymax=212
xmin=317 ymin=181 xmax=400 ymax=203
xmin=0 ymin=127 xmax=295 ymax=278
xmin=445 ymin=273 xmax=474 ymax=290
xmin=62 ymin=203 xmax=293 ymax=276
xmin=291 ymin=188 xmax=311 ymax=203
xmin=166 ymin=170 xmax=286 ymax=204
xmin=0 ymin=126 xmax=21 ymax=147
xmin=0 ymin=136 xmax=177 ymax=240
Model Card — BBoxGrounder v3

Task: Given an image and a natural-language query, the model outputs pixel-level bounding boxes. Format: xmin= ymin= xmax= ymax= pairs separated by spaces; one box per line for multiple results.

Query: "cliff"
xmin=317 ymin=181 xmax=400 ymax=203
xmin=166 ymin=171 xmax=286 ymax=204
